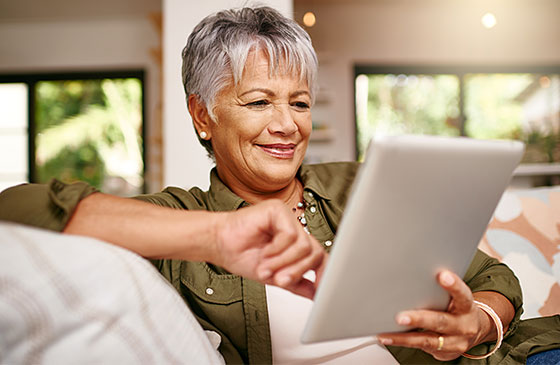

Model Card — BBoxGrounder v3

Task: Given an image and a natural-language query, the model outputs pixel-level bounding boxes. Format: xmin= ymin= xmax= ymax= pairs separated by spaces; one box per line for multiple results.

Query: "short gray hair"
xmin=181 ymin=6 xmax=318 ymax=157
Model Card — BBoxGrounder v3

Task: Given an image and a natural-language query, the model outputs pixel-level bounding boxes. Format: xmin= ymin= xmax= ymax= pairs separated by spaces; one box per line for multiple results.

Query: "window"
xmin=0 ymin=83 xmax=28 ymax=192
xmin=0 ymin=71 xmax=145 ymax=196
xmin=355 ymin=66 xmax=560 ymax=163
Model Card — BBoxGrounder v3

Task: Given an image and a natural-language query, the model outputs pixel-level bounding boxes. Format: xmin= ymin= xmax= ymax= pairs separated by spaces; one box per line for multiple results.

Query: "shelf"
xmin=309 ymin=129 xmax=333 ymax=142
xmin=514 ymin=163 xmax=560 ymax=176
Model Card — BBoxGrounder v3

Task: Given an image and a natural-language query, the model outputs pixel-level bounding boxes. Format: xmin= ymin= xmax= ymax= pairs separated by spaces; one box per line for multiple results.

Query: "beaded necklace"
xmin=292 ymin=200 xmax=310 ymax=234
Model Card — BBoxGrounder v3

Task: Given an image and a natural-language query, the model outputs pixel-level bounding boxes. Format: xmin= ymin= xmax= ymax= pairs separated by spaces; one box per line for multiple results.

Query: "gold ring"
xmin=437 ymin=336 xmax=444 ymax=351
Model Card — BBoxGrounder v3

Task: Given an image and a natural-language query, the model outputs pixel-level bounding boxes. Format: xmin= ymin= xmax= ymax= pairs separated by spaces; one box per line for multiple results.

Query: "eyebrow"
xmin=239 ymin=88 xmax=311 ymax=98
xmin=291 ymin=90 xmax=311 ymax=98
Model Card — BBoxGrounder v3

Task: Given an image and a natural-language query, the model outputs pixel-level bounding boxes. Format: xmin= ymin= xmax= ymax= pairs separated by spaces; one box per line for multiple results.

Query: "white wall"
xmin=163 ymin=0 xmax=293 ymax=190
xmin=296 ymin=0 xmax=560 ymax=161
xmin=0 ymin=11 xmax=161 ymax=190
xmin=0 ymin=17 xmax=157 ymax=72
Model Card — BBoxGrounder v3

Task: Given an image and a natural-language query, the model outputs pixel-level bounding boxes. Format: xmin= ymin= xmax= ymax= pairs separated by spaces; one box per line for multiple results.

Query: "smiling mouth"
xmin=257 ymin=143 xmax=297 ymax=159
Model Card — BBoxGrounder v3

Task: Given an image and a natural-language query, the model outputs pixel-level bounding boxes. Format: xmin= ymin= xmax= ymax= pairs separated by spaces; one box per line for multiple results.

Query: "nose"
xmin=268 ymin=104 xmax=298 ymax=136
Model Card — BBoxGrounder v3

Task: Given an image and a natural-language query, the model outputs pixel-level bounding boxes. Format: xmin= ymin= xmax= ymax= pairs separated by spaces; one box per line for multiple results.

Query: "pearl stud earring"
xmin=199 ymin=131 xmax=208 ymax=139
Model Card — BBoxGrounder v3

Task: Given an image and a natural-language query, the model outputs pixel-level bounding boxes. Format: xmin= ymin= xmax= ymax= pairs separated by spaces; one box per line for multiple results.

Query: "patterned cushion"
xmin=479 ymin=186 xmax=560 ymax=319
xmin=0 ymin=222 xmax=224 ymax=364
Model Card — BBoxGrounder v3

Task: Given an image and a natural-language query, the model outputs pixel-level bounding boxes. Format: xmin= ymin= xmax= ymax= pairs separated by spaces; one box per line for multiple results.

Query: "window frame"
xmin=353 ymin=65 xmax=560 ymax=160
xmin=0 ymin=70 xmax=146 ymax=191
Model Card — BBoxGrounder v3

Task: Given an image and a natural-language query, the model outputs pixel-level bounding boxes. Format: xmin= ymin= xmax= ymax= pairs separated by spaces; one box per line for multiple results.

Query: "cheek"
xmin=213 ymin=112 xmax=268 ymax=149
xmin=234 ymin=109 xmax=275 ymax=138
xmin=298 ymin=114 xmax=313 ymax=138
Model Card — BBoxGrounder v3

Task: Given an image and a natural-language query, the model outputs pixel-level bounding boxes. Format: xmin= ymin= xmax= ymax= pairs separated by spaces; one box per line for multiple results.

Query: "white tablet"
xmin=301 ymin=135 xmax=524 ymax=344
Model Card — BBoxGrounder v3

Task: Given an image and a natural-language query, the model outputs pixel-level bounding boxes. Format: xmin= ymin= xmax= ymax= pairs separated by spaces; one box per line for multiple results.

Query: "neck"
xmin=218 ymin=172 xmax=302 ymax=208
xmin=246 ymin=179 xmax=302 ymax=208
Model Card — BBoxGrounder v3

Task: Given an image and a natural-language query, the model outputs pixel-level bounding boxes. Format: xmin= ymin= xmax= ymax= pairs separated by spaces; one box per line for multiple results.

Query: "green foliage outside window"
xmin=35 ymin=78 xmax=143 ymax=195
xmin=464 ymin=74 xmax=532 ymax=140
xmin=356 ymin=71 xmax=560 ymax=164
xmin=465 ymin=74 xmax=560 ymax=163
xmin=356 ymin=74 xmax=460 ymax=160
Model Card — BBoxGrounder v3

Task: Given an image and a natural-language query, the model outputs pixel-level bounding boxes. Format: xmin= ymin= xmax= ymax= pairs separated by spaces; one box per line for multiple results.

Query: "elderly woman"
xmin=1 ymin=6 xmax=559 ymax=365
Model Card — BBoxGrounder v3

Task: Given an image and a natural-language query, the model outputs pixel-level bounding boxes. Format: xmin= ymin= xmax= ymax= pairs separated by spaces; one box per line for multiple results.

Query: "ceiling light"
xmin=540 ymin=76 xmax=551 ymax=88
xmin=303 ymin=12 xmax=316 ymax=27
xmin=481 ymin=13 xmax=497 ymax=29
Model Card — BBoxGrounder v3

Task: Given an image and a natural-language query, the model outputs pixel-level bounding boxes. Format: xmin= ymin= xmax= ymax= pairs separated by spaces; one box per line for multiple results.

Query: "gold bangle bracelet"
xmin=462 ymin=300 xmax=504 ymax=360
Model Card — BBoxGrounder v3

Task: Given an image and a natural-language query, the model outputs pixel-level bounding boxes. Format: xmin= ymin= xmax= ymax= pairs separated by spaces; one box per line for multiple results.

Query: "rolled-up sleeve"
xmin=463 ymin=249 xmax=524 ymax=338
xmin=0 ymin=179 xmax=97 ymax=232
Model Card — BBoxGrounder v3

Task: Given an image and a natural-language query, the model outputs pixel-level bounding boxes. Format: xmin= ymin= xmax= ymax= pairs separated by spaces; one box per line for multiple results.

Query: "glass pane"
xmin=35 ymin=78 xmax=144 ymax=196
xmin=355 ymin=74 xmax=460 ymax=160
xmin=0 ymin=83 xmax=28 ymax=192
xmin=464 ymin=73 xmax=560 ymax=163
xmin=0 ymin=135 xmax=28 ymax=173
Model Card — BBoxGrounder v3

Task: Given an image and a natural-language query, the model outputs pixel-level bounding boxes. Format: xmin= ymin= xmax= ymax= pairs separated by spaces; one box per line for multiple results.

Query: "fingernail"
xmin=277 ymin=274 xmax=292 ymax=286
xmin=378 ymin=337 xmax=393 ymax=345
xmin=259 ymin=269 xmax=272 ymax=280
xmin=397 ymin=314 xmax=411 ymax=325
xmin=441 ymin=271 xmax=455 ymax=286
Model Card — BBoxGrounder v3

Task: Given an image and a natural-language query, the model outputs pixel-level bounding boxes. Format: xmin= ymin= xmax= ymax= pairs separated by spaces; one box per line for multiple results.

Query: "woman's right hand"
xmin=212 ymin=199 xmax=326 ymax=299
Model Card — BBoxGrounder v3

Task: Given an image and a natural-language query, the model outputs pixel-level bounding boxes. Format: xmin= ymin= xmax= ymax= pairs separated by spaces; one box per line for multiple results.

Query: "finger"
xmin=262 ymin=232 xmax=312 ymax=270
xmin=377 ymin=332 xmax=468 ymax=358
xmin=395 ymin=309 xmax=457 ymax=335
xmin=313 ymin=252 xmax=329 ymax=288
xmin=257 ymin=233 xmax=315 ymax=283
xmin=269 ymin=240 xmax=325 ymax=288
xmin=437 ymin=270 xmax=474 ymax=314
xmin=261 ymin=226 xmax=301 ymax=258
xmin=257 ymin=204 xmax=305 ymax=258
xmin=284 ymin=278 xmax=316 ymax=299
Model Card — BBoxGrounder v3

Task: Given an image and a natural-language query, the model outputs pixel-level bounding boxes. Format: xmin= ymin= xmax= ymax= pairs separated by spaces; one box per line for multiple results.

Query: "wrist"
xmin=207 ymin=211 xmax=229 ymax=266
xmin=463 ymin=300 xmax=504 ymax=360
xmin=472 ymin=292 xmax=508 ymax=341
xmin=475 ymin=302 xmax=496 ymax=344
xmin=163 ymin=210 xmax=227 ymax=263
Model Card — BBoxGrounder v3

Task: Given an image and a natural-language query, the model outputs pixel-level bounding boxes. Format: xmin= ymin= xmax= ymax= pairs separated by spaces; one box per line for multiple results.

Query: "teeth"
xmin=260 ymin=145 xmax=292 ymax=150
xmin=259 ymin=145 xmax=294 ymax=155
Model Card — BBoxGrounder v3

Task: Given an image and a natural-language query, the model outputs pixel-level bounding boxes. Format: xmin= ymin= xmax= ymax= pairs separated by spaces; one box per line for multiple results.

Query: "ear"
xmin=188 ymin=94 xmax=213 ymax=139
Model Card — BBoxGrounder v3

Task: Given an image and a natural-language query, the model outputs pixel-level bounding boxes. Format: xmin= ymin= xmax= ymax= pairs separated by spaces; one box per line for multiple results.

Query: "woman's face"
xmin=209 ymin=50 xmax=312 ymax=194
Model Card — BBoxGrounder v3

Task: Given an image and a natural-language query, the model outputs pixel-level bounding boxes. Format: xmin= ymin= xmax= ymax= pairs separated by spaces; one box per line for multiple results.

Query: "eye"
xmin=292 ymin=101 xmax=310 ymax=111
xmin=245 ymin=100 xmax=270 ymax=109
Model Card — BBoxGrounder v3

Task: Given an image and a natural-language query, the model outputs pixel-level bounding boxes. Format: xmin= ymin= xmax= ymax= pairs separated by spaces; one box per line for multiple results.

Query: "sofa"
xmin=479 ymin=185 xmax=560 ymax=319
xmin=1 ymin=186 xmax=559 ymax=363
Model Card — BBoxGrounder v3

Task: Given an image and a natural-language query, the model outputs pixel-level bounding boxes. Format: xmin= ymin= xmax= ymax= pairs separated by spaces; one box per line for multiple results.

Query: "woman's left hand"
xmin=377 ymin=270 xmax=493 ymax=361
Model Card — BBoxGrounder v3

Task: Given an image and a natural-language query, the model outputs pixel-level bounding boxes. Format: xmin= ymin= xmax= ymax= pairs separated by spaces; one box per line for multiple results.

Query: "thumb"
xmin=286 ymin=278 xmax=316 ymax=299
xmin=313 ymin=253 xmax=329 ymax=291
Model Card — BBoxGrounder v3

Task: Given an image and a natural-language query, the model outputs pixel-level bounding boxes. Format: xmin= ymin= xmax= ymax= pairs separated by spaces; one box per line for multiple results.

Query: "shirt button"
xmin=310 ymin=206 xmax=317 ymax=213
xmin=324 ymin=240 xmax=333 ymax=247
xmin=206 ymin=287 xmax=214 ymax=295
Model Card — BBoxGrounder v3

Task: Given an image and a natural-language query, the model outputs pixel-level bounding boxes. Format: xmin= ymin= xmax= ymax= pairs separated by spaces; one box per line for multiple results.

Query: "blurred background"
xmin=0 ymin=0 xmax=559 ymax=194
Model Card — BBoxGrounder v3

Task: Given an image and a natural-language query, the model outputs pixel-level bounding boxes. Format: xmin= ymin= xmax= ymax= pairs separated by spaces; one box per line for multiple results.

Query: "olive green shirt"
xmin=1 ymin=162 xmax=558 ymax=364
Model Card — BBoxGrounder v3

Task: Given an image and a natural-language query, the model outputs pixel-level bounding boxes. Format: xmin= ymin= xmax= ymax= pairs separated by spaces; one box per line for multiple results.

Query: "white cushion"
xmin=0 ymin=222 xmax=224 ymax=364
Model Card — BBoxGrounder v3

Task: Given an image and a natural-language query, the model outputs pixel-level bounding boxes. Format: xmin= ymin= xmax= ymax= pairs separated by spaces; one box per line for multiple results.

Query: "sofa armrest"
xmin=0 ymin=222 xmax=224 ymax=364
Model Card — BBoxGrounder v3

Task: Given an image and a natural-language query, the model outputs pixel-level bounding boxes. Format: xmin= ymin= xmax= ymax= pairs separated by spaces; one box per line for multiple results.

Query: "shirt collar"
xmin=207 ymin=168 xmax=247 ymax=211
xmin=298 ymin=165 xmax=332 ymax=201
